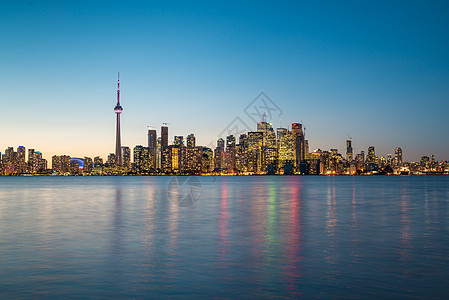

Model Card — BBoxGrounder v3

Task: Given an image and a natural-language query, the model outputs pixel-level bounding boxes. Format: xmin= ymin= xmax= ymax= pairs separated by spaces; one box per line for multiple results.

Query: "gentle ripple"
xmin=1 ymin=176 xmax=449 ymax=298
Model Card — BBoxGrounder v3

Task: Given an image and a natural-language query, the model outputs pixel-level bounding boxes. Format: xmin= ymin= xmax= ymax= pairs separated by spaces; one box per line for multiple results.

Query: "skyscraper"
xmin=291 ymin=123 xmax=305 ymax=168
xmin=174 ymin=136 xmax=184 ymax=146
xmin=121 ymin=146 xmax=131 ymax=170
xmin=114 ymin=73 xmax=123 ymax=166
xmin=395 ymin=147 xmax=403 ymax=167
xmin=346 ymin=140 xmax=353 ymax=162
xmin=186 ymin=134 xmax=196 ymax=148
xmin=148 ymin=128 xmax=157 ymax=169
xmin=366 ymin=146 xmax=375 ymax=164
xmin=161 ymin=125 xmax=168 ymax=148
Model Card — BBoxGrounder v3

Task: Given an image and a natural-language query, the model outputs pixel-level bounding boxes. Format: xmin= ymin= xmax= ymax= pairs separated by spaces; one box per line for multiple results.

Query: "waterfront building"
xmin=107 ymin=153 xmax=117 ymax=166
xmin=161 ymin=125 xmax=169 ymax=148
xmin=134 ymin=145 xmax=151 ymax=174
xmin=278 ymin=131 xmax=295 ymax=172
xmin=202 ymin=147 xmax=213 ymax=173
xmin=161 ymin=146 xmax=172 ymax=173
xmin=148 ymin=129 xmax=157 ymax=169
xmin=395 ymin=147 xmax=403 ymax=167
xmin=276 ymin=128 xmax=287 ymax=146
xmin=226 ymin=135 xmax=236 ymax=173
xmin=186 ymin=134 xmax=196 ymax=148
xmin=247 ymin=131 xmax=263 ymax=173
xmin=346 ymin=140 xmax=353 ymax=162
xmin=121 ymin=146 xmax=131 ymax=170
xmin=262 ymin=146 xmax=278 ymax=173
xmin=84 ymin=157 xmax=93 ymax=173
xmin=182 ymin=146 xmax=203 ymax=174
xmin=214 ymin=138 xmax=225 ymax=172
xmin=174 ymin=136 xmax=184 ymax=146
xmin=366 ymin=146 xmax=375 ymax=164
xmin=292 ymin=123 xmax=305 ymax=168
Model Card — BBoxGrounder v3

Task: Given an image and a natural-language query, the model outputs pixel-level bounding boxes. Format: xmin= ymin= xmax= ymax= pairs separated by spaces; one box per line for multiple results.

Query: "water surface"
xmin=1 ymin=176 xmax=448 ymax=298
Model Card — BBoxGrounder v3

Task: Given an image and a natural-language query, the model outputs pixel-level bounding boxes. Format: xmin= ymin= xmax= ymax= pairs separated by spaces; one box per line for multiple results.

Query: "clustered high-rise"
xmin=2 ymin=76 xmax=448 ymax=176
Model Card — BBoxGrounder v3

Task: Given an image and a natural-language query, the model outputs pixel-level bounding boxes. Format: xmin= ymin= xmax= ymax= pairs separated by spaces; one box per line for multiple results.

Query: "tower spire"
xmin=117 ymin=72 xmax=120 ymax=105
xmin=114 ymin=72 xmax=123 ymax=166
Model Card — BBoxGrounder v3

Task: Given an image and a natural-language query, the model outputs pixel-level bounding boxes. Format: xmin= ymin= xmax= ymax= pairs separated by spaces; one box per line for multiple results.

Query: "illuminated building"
xmin=171 ymin=146 xmax=180 ymax=172
xmin=247 ymin=131 xmax=263 ymax=173
xmin=84 ymin=157 xmax=93 ymax=173
xmin=156 ymin=137 xmax=162 ymax=169
xmin=70 ymin=158 xmax=84 ymax=175
xmin=148 ymin=129 xmax=157 ymax=169
xmin=202 ymin=147 xmax=213 ymax=173
xmin=174 ymin=136 xmax=184 ymax=146
xmin=52 ymin=155 xmax=71 ymax=173
xmin=182 ymin=146 xmax=203 ymax=174
xmin=121 ymin=146 xmax=131 ymax=170
xmin=161 ymin=146 xmax=172 ymax=173
xmin=226 ymin=135 xmax=236 ymax=173
xmin=278 ymin=130 xmax=295 ymax=172
xmin=16 ymin=146 xmax=26 ymax=174
xmin=292 ymin=123 xmax=305 ymax=168
xmin=161 ymin=125 xmax=168 ymax=148
xmin=214 ymin=138 xmax=225 ymax=172
xmin=387 ymin=154 xmax=392 ymax=165
xmin=421 ymin=156 xmax=430 ymax=168
xmin=257 ymin=121 xmax=276 ymax=148
xmin=114 ymin=73 xmax=123 ymax=166
xmin=94 ymin=156 xmax=103 ymax=167
xmin=107 ymin=153 xmax=117 ymax=166
xmin=303 ymin=140 xmax=309 ymax=160
xmin=186 ymin=134 xmax=196 ymax=148
xmin=28 ymin=149 xmax=36 ymax=173
xmin=134 ymin=145 xmax=151 ymax=174
xmin=346 ymin=140 xmax=353 ymax=162
xmin=262 ymin=146 xmax=278 ymax=174
xmin=235 ymin=134 xmax=248 ymax=173
xmin=394 ymin=147 xmax=402 ymax=167
xmin=366 ymin=147 xmax=375 ymax=164
xmin=38 ymin=158 xmax=47 ymax=173
xmin=276 ymin=128 xmax=287 ymax=145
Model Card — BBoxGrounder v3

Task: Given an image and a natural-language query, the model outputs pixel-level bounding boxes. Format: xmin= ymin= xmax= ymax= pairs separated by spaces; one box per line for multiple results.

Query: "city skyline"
xmin=1 ymin=1 xmax=449 ymax=161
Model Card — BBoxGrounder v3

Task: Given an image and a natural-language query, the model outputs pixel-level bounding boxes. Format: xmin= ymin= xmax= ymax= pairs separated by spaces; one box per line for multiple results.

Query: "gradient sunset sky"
xmin=1 ymin=1 xmax=449 ymax=162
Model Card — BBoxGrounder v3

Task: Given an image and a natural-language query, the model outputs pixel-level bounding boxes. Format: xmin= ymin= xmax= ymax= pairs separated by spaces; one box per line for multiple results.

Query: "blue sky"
xmin=1 ymin=1 xmax=449 ymax=161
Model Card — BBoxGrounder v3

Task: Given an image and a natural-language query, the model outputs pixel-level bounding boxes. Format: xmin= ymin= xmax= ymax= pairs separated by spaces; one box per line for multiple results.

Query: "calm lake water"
xmin=1 ymin=176 xmax=449 ymax=299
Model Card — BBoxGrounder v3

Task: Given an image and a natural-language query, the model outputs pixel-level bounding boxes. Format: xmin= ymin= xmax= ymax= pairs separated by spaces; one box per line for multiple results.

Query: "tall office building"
xmin=28 ymin=149 xmax=36 ymax=173
xmin=304 ymin=140 xmax=309 ymax=160
xmin=202 ymin=147 xmax=214 ymax=173
xmin=134 ymin=145 xmax=151 ymax=173
xmin=278 ymin=131 xmax=295 ymax=172
xmin=84 ymin=157 xmax=93 ymax=173
xmin=226 ymin=135 xmax=236 ymax=172
xmin=247 ymin=131 xmax=263 ymax=173
xmin=148 ymin=128 xmax=157 ymax=169
xmin=161 ymin=125 xmax=168 ymax=148
xmin=148 ymin=129 xmax=157 ymax=149
xmin=276 ymin=128 xmax=288 ymax=147
xmin=257 ymin=121 xmax=276 ymax=148
xmin=186 ymin=134 xmax=196 ymax=148
xmin=121 ymin=146 xmax=131 ymax=170
xmin=214 ymin=138 xmax=225 ymax=171
xmin=346 ymin=140 xmax=353 ymax=162
xmin=174 ymin=136 xmax=184 ymax=146
xmin=114 ymin=73 xmax=123 ymax=166
xmin=291 ymin=123 xmax=305 ymax=167
xmin=156 ymin=137 xmax=162 ymax=169
xmin=395 ymin=147 xmax=403 ymax=167
xmin=366 ymin=146 xmax=375 ymax=164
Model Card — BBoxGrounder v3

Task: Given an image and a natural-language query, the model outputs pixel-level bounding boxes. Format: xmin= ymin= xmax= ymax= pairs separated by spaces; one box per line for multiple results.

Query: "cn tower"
xmin=114 ymin=72 xmax=123 ymax=166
